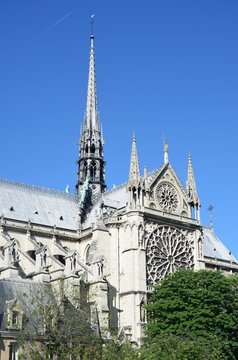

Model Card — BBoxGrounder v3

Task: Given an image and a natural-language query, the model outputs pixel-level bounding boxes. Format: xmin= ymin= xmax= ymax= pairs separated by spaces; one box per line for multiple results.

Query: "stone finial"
xmin=143 ymin=166 xmax=148 ymax=178
xmin=163 ymin=141 xmax=169 ymax=164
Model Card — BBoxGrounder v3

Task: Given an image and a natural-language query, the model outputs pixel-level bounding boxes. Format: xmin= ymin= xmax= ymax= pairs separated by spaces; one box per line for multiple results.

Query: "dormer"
xmin=6 ymin=298 xmax=23 ymax=330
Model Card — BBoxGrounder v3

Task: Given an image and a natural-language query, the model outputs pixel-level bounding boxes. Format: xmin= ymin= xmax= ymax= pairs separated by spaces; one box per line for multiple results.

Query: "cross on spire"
xmin=90 ymin=14 xmax=95 ymax=36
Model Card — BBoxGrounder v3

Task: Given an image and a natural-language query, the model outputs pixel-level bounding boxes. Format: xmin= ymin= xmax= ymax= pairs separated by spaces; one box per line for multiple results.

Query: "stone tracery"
xmin=145 ymin=223 xmax=194 ymax=284
xmin=155 ymin=183 xmax=179 ymax=212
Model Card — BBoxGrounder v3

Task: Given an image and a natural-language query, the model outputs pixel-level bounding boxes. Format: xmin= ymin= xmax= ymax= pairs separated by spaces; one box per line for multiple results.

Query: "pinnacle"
xmin=186 ymin=153 xmax=199 ymax=204
xmin=129 ymin=134 xmax=140 ymax=182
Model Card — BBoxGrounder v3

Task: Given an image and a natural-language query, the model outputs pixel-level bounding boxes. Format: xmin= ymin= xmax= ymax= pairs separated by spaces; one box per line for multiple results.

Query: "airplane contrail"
xmin=35 ymin=11 xmax=72 ymax=40
xmin=39 ymin=11 xmax=72 ymax=37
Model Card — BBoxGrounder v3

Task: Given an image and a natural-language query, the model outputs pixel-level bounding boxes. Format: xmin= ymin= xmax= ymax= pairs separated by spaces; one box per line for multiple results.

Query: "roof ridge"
xmin=0 ymin=178 xmax=76 ymax=199
xmin=148 ymin=166 xmax=163 ymax=176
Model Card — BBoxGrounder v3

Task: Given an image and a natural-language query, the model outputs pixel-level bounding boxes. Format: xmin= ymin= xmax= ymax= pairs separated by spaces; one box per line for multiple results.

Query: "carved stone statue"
xmin=138 ymin=225 xmax=144 ymax=247
xmin=78 ymin=177 xmax=89 ymax=207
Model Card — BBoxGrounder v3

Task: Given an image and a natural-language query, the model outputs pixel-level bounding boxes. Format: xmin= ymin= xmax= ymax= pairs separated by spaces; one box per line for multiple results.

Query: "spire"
xmin=84 ymin=31 xmax=99 ymax=132
xmin=186 ymin=154 xmax=199 ymax=204
xmin=129 ymin=133 xmax=140 ymax=182
xmin=76 ymin=29 xmax=106 ymax=203
xmin=163 ymin=141 xmax=169 ymax=164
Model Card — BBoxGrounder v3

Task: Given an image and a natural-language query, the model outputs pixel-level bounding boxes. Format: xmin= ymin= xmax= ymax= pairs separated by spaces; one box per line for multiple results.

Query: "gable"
xmin=145 ymin=164 xmax=189 ymax=217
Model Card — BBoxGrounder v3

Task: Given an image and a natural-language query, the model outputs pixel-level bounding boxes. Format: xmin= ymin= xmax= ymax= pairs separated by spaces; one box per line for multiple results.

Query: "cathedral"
xmin=0 ymin=31 xmax=237 ymax=356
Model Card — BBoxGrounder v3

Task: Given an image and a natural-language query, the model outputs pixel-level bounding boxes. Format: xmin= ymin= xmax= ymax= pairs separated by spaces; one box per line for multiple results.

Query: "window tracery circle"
xmin=155 ymin=183 xmax=179 ymax=212
xmin=145 ymin=225 xmax=193 ymax=285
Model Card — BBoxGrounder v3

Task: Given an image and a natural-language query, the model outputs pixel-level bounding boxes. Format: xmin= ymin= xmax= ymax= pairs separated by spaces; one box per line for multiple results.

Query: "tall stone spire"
xmin=186 ymin=154 xmax=200 ymax=221
xmin=129 ymin=133 xmax=140 ymax=182
xmin=76 ymin=32 xmax=106 ymax=203
xmin=84 ymin=34 xmax=99 ymax=132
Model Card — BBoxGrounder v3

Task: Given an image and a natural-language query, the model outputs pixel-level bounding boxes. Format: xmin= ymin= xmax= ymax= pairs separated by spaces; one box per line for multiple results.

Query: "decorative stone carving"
xmin=155 ymin=183 xmax=179 ymax=213
xmin=97 ymin=257 xmax=105 ymax=276
xmin=198 ymin=237 xmax=203 ymax=259
xmin=138 ymin=225 xmax=144 ymax=247
xmin=145 ymin=223 xmax=194 ymax=284
xmin=139 ymin=297 xmax=146 ymax=323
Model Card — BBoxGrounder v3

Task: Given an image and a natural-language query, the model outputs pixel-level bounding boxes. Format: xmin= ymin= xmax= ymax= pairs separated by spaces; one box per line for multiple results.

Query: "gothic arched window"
xmin=85 ymin=245 xmax=90 ymax=265
xmin=83 ymin=162 xmax=87 ymax=179
xmin=91 ymin=143 xmax=95 ymax=154
xmin=90 ymin=162 xmax=96 ymax=181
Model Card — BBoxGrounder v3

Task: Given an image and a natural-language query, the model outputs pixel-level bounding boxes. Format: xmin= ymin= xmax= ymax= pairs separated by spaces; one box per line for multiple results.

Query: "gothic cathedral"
xmin=0 ymin=32 xmax=237 ymax=353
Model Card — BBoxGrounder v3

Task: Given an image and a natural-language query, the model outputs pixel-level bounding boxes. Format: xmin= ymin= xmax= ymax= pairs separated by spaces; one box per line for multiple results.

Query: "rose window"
xmin=145 ymin=225 xmax=194 ymax=285
xmin=156 ymin=183 xmax=178 ymax=212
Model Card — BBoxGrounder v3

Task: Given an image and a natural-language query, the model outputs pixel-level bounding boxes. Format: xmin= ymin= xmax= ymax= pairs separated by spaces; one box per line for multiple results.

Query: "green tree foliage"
xmin=102 ymin=338 xmax=138 ymax=360
xmin=139 ymin=334 xmax=223 ymax=360
xmin=14 ymin=270 xmax=238 ymax=359
xmin=146 ymin=270 xmax=238 ymax=359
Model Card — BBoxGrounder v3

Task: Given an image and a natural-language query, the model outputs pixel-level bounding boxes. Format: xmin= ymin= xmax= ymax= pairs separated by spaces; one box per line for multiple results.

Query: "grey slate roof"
xmin=0 ymin=179 xmax=79 ymax=230
xmin=104 ymin=184 xmax=128 ymax=209
xmin=0 ymin=278 xmax=54 ymax=332
xmin=203 ymin=227 xmax=237 ymax=263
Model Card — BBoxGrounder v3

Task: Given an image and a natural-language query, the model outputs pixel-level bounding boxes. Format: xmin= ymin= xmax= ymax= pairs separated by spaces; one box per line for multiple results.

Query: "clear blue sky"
xmin=0 ymin=1 xmax=238 ymax=256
